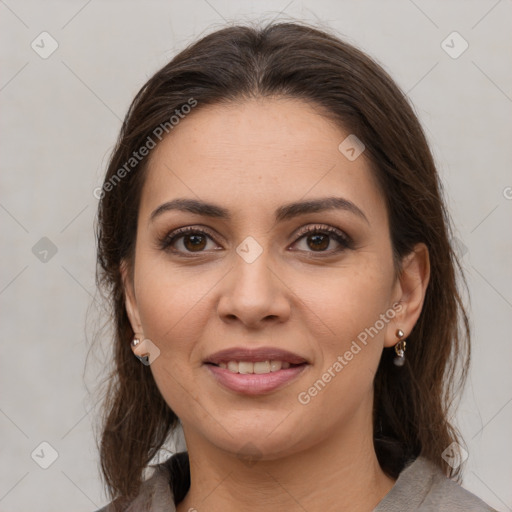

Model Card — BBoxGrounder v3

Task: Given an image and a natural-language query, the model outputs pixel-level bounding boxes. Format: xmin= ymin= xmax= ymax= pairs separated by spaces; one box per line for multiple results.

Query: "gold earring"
xmin=393 ymin=329 xmax=406 ymax=367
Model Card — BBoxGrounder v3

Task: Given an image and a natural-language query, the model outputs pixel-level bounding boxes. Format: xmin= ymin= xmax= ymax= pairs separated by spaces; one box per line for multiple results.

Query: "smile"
xmin=205 ymin=361 xmax=308 ymax=395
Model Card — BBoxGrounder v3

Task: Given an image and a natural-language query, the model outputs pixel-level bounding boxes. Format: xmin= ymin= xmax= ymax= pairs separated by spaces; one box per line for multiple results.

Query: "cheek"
xmin=296 ymin=260 xmax=394 ymax=343
xmin=133 ymin=255 xmax=212 ymax=357
xmin=292 ymin=265 xmax=392 ymax=421
xmin=132 ymin=258 xmax=211 ymax=415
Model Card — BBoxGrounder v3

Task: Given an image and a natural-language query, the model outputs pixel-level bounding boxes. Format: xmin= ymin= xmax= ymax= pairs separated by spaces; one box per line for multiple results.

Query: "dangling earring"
xmin=131 ymin=336 xmax=151 ymax=365
xmin=393 ymin=329 xmax=407 ymax=366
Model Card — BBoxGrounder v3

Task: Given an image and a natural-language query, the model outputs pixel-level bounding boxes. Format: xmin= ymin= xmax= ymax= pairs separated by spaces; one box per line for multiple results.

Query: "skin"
xmin=123 ymin=97 xmax=430 ymax=512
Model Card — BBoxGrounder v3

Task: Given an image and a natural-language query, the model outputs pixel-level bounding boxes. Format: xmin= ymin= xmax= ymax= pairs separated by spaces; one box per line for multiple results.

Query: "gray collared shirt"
xmin=95 ymin=454 xmax=498 ymax=511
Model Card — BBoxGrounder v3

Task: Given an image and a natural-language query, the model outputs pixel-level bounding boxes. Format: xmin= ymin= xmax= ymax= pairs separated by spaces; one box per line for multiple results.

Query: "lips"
xmin=203 ymin=346 xmax=309 ymax=365
xmin=206 ymin=363 xmax=308 ymax=394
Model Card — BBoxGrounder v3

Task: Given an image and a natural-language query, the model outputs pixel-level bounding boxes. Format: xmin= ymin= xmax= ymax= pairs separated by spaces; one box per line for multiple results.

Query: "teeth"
xmin=218 ymin=360 xmax=292 ymax=374
xmin=270 ymin=360 xmax=282 ymax=372
xmin=254 ymin=361 xmax=270 ymax=374
xmin=238 ymin=361 xmax=253 ymax=374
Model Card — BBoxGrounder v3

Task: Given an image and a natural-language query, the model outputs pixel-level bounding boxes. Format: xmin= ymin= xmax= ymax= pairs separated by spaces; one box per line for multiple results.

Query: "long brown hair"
xmin=93 ymin=20 xmax=471 ymax=509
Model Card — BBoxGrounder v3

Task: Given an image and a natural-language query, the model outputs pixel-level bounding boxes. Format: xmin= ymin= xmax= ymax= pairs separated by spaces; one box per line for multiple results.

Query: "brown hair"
xmin=93 ymin=20 xmax=470 ymax=509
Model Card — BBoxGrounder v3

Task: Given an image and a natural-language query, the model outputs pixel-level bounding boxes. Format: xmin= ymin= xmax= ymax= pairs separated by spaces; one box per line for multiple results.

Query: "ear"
xmin=384 ymin=242 xmax=430 ymax=348
xmin=121 ymin=259 xmax=143 ymax=337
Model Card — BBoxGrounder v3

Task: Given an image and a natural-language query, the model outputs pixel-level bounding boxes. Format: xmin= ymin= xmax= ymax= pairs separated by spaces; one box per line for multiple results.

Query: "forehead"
xmin=139 ymin=97 xmax=386 ymax=225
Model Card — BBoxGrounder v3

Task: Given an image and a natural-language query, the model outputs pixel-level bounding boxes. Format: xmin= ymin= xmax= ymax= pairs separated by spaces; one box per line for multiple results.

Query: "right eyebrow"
xmin=150 ymin=198 xmax=231 ymax=222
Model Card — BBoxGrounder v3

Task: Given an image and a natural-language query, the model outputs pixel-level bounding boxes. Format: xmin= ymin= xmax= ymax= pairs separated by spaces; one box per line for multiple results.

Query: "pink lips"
xmin=206 ymin=363 xmax=308 ymax=395
xmin=203 ymin=346 xmax=309 ymax=395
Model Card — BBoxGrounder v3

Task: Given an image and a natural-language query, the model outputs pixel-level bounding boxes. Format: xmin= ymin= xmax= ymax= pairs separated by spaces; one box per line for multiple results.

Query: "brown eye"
xmin=306 ymin=233 xmax=330 ymax=251
xmin=183 ymin=233 xmax=207 ymax=251
xmin=159 ymin=227 xmax=220 ymax=255
xmin=292 ymin=224 xmax=354 ymax=254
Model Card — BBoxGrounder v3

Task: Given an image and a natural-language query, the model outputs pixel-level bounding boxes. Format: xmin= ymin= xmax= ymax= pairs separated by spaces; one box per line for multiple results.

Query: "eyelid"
xmin=169 ymin=225 xmax=219 ymax=240
xmin=293 ymin=223 xmax=350 ymax=242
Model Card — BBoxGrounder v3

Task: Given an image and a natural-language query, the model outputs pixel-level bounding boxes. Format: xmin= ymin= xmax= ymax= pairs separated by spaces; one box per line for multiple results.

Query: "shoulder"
xmin=93 ymin=458 xmax=178 ymax=512
xmin=420 ymin=458 xmax=498 ymax=512
xmin=374 ymin=456 xmax=498 ymax=512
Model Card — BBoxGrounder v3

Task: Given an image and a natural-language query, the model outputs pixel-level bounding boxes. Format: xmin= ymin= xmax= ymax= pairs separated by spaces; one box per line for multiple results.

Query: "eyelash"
xmin=158 ymin=224 xmax=354 ymax=257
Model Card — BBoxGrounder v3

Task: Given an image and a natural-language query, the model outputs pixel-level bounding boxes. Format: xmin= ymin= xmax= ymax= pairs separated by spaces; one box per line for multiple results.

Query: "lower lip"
xmin=205 ymin=364 xmax=308 ymax=395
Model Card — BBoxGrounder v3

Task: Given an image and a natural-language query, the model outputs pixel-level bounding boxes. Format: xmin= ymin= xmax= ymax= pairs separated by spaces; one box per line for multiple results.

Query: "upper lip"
xmin=204 ymin=347 xmax=309 ymax=365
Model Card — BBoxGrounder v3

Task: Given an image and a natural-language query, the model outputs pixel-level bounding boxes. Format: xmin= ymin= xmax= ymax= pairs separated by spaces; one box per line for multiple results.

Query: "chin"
xmin=208 ymin=423 xmax=299 ymax=459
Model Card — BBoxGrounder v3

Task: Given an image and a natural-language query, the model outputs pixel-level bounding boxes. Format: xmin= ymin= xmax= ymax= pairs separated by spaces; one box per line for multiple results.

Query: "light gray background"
xmin=1 ymin=1 xmax=511 ymax=511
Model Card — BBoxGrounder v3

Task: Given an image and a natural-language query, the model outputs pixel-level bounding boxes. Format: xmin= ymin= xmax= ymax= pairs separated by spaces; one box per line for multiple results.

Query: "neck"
xmin=176 ymin=410 xmax=396 ymax=512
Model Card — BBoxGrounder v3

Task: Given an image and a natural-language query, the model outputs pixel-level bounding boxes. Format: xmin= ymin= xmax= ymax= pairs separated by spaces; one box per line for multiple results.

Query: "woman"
xmin=93 ymin=21 xmax=497 ymax=511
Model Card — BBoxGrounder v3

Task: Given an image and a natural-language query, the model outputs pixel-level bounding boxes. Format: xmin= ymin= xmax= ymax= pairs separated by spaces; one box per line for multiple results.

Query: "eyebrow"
xmin=150 ymin=196 xmax=369 ymax=225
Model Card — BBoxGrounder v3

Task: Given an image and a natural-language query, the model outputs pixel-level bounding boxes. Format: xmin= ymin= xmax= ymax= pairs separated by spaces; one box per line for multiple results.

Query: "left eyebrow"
xmin=149 ymin=196 xmax=369 ymax=225
xmin=275 ymin=196 xmax=370 ymax=225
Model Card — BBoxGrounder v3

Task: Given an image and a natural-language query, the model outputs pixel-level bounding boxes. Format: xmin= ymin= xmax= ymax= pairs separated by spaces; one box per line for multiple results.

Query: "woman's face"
xmin=124 ymin=97 xmax=407 ymax=459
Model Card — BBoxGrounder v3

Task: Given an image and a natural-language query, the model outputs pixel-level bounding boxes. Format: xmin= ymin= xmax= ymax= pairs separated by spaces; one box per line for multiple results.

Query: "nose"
xmin=217 ymin=250 xmax=291 ymax=329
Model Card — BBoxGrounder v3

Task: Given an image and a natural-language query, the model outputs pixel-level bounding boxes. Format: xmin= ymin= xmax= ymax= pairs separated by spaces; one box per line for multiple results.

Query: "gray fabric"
xmin=95 ymin=455 xmax=498 ymax=511
xmin=95 ymin=463 xmax=176 ymax=512
xmin=372 ymin=456 xmax=498 ymax=512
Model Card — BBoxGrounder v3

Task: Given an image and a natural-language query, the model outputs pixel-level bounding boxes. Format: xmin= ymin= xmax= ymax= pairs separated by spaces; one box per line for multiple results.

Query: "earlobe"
xmin=385 ymin=243 xmax=430 ymax=348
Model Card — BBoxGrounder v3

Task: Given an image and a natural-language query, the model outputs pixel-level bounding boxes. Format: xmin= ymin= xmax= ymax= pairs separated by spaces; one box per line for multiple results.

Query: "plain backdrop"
xmin=1 ymin=1 xmax=511 ymax=511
